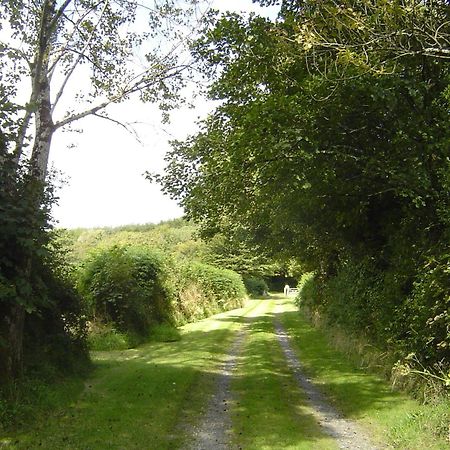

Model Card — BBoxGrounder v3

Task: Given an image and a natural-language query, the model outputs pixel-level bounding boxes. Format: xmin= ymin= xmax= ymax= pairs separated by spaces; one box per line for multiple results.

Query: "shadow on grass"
xmin=2 ymin=319 xmax=243 ymax=449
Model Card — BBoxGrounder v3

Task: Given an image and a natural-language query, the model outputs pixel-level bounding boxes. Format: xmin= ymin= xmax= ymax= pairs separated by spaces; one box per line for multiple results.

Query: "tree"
xmin=159 ymin=1 xmax=449 ymax=264
xmin=0 ymin=0 xmax=204 ymax=381
xmin=257 ymin=0 xmax=450 ymax=69
xmin=1 ymin=0 xmax=203 ymax=177
xmin=157 ymin=2 xmax=450 ymax=364
xmin=0 ymin=135 xmax=56 ymax=380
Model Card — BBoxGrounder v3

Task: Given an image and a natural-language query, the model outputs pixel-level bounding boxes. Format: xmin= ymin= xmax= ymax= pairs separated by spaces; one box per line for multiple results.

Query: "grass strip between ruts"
xmin=231 ymin=298 xmax=338 ymax=449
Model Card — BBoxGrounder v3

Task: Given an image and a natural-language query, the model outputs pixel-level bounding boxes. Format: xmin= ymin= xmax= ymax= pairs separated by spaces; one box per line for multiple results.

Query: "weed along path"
xmin=3 ymin=296 xmax=444 ymax=449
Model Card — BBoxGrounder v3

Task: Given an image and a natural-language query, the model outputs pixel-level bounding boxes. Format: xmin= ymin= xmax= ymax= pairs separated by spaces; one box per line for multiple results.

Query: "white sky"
xmin=49 ymin=0 xmax=279 ymax=229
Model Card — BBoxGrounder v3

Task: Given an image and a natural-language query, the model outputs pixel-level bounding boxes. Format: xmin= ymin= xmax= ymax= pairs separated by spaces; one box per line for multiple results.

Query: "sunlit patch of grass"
xmin=277 ymin=296 xmax=450 ymax=450
xmin=87 ymin=324 xmax=130 ymax=351
xmin=232 ymin=298 xmax=338 ymax=450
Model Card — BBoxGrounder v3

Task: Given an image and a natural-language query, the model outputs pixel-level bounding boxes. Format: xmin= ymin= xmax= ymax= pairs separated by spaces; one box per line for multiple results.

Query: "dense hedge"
xmin=296 ymin=257 xmax=450 ymax=371
xmin=77 ymin=246 xmax=172 ymax=340
xmin=175 ymin=261 xmax=246 ymax=323
xmin=77 ymin=245 xmax=246 ymax=345
xmin=243 ymin=275 xmax=268 ymax=297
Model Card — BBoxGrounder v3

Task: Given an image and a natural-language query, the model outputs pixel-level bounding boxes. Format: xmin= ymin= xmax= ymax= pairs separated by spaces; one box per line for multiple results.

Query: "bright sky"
xmin=50 ymin=0 xmax=279 ymax=229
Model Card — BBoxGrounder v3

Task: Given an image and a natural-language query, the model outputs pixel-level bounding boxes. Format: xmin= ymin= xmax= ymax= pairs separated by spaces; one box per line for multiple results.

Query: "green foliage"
xmin=296 ymin=259 xmax=450 ymax=375
xmin=0 ymin=137 xmax=89 ymax=381
xmin=0 ymin=144 xmax=54 ymax=314
xmin=156 ymin=1 xmax=450 ymax=373
xmin=57 ymin=219 xmax=208 ymax=265
xmin=201 ymin=230 xmax=277 ymax=276
xmin=393 ymin=251 xmax=450 ymax=365
xmin=295 ymin=273 xmax=317 ymax=308
xmin=78 ymin=245 xmax=172 ymax=338
xmin=149 ymin=323 xmax=181 ymax=342
xmin=76 ymin=242 xmax=247 ymax=344
xmin=86 ymin=323 xmax=131 ymax=351
xmin=243 ymin=275 xmax=268 ymax=297
xmin=175 ymin=261 xmax=246 ymax=323
xmin=58 ymin=219 xmax=275 ymax=280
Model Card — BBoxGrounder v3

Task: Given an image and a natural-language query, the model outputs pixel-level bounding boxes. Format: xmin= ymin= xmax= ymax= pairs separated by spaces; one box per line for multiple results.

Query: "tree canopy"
xmin=158 ymin=0 xmax=450 ymax=366
xmin=0 ymin=0 xmax=203 ymax=177
xmin=160 ymin=0 xmax=450 ymax=261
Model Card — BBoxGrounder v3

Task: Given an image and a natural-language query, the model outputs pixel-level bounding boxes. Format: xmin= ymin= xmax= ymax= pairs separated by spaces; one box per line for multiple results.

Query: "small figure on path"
xmin=284 ymin=284 xmax=290 ymax=297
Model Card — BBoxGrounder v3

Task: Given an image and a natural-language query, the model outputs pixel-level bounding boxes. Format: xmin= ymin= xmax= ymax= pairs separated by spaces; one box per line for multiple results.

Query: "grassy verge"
xmin=1 ymin=301 xmax=260 ymax=450
xmin=276 ymin=296 xmax=450 ymax=449
xmin=231 ymin=298 xmax=338 ymax=450
xmin=0 ymin=376 xmax=86 ymax=438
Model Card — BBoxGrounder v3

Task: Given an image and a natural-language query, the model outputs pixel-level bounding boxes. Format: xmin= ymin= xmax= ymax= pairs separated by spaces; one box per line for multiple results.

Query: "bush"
xmin=149 ymin=323 xmax=181 ymax=342
xmin=392 ymin=252 xmax=450 ymax=366
xmin=294 ymin=272 xmax=317 ymax=308
xmin=243 ymin=275 xmax=268 ymax=297
xmin=77 ymin=245 xmax=173 ymax=339
xmin=174 ymin=262 xmax=246 ymax=324
xmin=77 ymin=244 xmax=247 ymax=345
xmin=87 ymin=323 xmax=130 ymax=351
xmin=296 ymin=255 xmax=450 ymax=372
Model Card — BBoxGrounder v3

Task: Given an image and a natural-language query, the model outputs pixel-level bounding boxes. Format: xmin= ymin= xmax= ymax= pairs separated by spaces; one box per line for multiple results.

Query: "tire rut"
xmin=273 ymin=317 xmax=381 ymax=450
xmin=186 ymin=303 xmax=260 ymax=450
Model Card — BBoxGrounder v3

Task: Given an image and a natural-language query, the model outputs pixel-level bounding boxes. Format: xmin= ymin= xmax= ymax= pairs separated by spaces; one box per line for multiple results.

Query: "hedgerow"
xmin=77 ymin=245 xmax=172 ymax=342
xmin=174 ymin=261 xmax=246 ymax=323
xmin=296 ymin=255 xmax=450 ymax=381
xmin=77 ymin=245 xmax=246 ymax=347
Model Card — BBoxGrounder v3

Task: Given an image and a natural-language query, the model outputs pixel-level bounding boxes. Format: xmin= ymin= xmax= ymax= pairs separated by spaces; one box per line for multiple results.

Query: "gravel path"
xmin=273 ymin=317 xmax=381 ymax=450
xmin=187 ymin=323 xmax=248 ymax=450
xmin=186 ymin=298 xmax=381 ymax=450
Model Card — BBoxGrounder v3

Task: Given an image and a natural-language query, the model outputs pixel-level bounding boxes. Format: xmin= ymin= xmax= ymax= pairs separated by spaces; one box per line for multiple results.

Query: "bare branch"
xmin=53 ymin=60 xmax=189 ymax=130
xmin=51 ymin=0 xmax=109 ymax=113
xmin=92 ymin=113 xmax=144 ymax=145
xmin=54 ymin=98 xmax=114 ymax=129
xmin=48 ymin=0 xmax=107 ymax=76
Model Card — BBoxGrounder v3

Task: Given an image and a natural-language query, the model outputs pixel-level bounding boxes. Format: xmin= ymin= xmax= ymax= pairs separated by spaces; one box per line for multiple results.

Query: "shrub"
xmin=77 ymin=245 xmax=173 ymax=339
xmin=77 ymin=245 xmax=247 ymax=345
xmin=392 ymin=252 xmax=450 ymax=367
xmin=296 ymin=255 xmax=450 ymax=372
xmin=149 ymin=323 xmax=181 ymax=342
xmin=294 ymin=272 xmax=317 ymax=308
xmin=175 ymin=262 xmax=246 ymax=324
xmin=87 ymin=323 xmax=130 ymax=351
xmin=243 ymin=275 xmax=268 ymax=297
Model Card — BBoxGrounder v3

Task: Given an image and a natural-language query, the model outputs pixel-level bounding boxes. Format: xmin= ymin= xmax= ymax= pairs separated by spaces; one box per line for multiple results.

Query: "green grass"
xmin=3 ymin=296 xmax=448 ymax=449
xmin=1 ymin=301 xmax=260 ymax=450
xmin=87 ymin=326 xmax=131 ymax=351
xmin=148 ymin=323 xmax=182 ymax=342
xmin=276 ymin=296 xmax=450 ymax=449
xmin=231 ymin=298 xmax=338 ymax=449
xmin=0 ymin=376 xmax=86 ymax=438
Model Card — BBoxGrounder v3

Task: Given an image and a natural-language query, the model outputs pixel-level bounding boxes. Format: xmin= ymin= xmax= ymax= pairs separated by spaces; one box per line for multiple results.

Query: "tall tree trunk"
xmin=0 ymin=304 xmax=25 ymax=382
xmin=30 ymin=70 xmax=54 ymax=179
xmin=0 ymin=2 xmax=55 ymax=383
